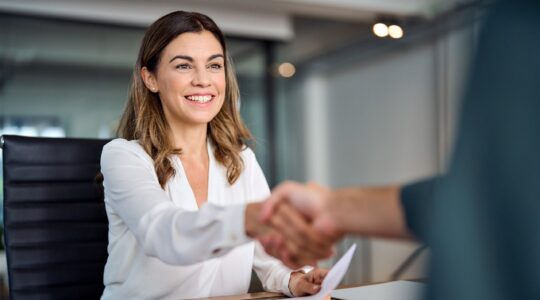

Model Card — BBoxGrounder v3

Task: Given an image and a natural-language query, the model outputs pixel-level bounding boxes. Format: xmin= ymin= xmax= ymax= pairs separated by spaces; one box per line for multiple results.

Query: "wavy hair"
xmin=117 ymin=11 xmax=252 ymax=188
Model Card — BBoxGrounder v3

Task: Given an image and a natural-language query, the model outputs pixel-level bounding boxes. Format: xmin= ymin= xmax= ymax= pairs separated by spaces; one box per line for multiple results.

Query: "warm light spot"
xmin=278 ymin=62 xmax=296 ymax=78
xmin=388 ymin=25 xmax=404 ymax=39
xmin=373 ymin=23 xmax=389 ymax=38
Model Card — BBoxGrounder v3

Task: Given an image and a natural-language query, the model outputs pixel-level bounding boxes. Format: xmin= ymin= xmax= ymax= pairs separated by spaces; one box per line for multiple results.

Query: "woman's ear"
xmin=141 ymin=67 xmax=159 ymax=93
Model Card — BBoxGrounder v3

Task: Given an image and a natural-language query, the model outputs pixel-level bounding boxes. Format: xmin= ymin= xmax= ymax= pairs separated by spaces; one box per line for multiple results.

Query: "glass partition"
xmin=0 ymin=12 xmax=276 ymax=227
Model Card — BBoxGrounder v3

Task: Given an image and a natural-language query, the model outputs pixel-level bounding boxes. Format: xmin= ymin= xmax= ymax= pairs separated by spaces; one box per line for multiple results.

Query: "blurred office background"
xmin=0 ymin=0 xmax=487 ymax=294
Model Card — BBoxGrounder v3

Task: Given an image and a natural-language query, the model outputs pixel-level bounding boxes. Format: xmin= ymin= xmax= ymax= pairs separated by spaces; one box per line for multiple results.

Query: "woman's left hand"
xmin=288 ymin=268 xmax=329 ymax=297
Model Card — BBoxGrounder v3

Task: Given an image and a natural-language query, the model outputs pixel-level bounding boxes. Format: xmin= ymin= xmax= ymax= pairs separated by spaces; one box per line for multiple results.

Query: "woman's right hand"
xmin=288 ymin=268 xmax=329 ymax=297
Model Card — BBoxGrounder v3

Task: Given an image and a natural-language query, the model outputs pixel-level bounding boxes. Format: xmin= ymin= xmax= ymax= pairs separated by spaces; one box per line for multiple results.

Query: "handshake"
xmin=245 ymin=181 xmax=406 ymax=269
xmin=246 ymin=181 xmax=344 ymax=269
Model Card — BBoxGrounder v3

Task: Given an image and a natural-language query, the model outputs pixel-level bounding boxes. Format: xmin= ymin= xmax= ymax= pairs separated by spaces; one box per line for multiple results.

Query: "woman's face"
xmin=144 ymin=30 xmax=226 ymax=127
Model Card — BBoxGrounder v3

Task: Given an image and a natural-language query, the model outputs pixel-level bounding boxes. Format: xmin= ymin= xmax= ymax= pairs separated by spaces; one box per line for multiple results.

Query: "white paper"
xmin=289 ymin=244 xmax=357 ymax=300
xmin=331 ymin=280 xmax=425 ymax=300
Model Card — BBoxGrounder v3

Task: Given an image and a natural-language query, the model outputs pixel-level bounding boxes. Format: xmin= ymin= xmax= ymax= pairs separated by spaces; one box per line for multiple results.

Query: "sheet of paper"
xmin=288 ymin=243 xmax=357 ymax=300
xmin=331 ymin=280 xmax=425 ymax=300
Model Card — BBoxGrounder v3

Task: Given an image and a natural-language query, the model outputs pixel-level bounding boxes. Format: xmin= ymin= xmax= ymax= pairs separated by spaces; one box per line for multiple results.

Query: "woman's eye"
xmin=208 ymin=63 xmax=223 ymax=71
xmin=175 ymin=63 xmax=191 ymax=70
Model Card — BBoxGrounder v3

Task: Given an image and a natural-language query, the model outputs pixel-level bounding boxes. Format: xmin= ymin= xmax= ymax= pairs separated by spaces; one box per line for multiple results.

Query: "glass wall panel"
xmin=0 ymin=13 xmax=274 ymax=226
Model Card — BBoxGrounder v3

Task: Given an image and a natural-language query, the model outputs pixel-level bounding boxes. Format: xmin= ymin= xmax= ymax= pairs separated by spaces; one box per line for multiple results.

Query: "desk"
xmin=192 ymin=279 xmax=426 ymax=300
xmin=191 ymin=291 xmax=283 ymax=300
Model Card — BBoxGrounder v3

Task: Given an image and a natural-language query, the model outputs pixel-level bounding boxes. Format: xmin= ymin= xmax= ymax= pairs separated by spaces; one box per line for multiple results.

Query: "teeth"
xmin=187 ymin=95 xmax=212 ymax=103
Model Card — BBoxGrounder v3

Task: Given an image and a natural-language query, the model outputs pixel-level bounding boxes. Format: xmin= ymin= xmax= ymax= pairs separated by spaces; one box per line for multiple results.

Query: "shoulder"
xmin=239 ymin=146 xmax=265 ymax=177
xmin=103 ymin=138 xmax=146 ymax=155
xmin=101 ymin=138 xmax=154 ymax=166
xmin=240 ymin=145 xmax=257 ymax=165
xmin=239 ymin=146 xmax=270 ymax=199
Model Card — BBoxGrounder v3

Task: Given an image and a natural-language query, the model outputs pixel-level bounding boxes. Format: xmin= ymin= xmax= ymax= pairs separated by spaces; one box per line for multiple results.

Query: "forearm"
xmin=132 ymin=202 xmax=251 ymax=265
xmin=252 ymin=241 xmax=293 ymax=296
xmin=327 ymin=186 xmax=412 ymax=239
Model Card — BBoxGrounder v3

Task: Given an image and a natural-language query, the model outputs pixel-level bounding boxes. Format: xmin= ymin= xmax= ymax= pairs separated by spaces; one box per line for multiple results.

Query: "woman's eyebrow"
xmin=169 ymin=54 xmax=224 ymax=63
xmin=208 ymin=54 xmax=224 ymax=61
xmin=169 ymin=55 xmax=193 ymax=63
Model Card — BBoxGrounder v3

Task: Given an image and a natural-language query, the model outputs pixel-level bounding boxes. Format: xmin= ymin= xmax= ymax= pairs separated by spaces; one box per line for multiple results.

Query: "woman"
xmin=100 ymin=11 xmax=328 ymax=299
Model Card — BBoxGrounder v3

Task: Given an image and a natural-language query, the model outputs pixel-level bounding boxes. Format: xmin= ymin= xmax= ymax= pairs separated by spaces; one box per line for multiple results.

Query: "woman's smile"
xmin=185 ymin=93 xmax=214 ymax=104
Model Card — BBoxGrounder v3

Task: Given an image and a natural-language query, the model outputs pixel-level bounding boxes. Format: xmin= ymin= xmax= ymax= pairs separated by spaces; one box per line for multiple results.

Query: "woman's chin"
xmin=182 ymin=114 xmax=219 ymax=126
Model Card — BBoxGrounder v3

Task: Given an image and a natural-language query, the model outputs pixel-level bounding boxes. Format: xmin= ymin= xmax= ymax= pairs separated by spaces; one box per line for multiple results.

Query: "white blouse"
xmin=100 ymin=139 xmax=292 ymax=299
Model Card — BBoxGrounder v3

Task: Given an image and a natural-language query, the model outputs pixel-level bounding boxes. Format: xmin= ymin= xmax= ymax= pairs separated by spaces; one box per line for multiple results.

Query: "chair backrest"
xmin=1 ymin=135 xmax=110 ymax=300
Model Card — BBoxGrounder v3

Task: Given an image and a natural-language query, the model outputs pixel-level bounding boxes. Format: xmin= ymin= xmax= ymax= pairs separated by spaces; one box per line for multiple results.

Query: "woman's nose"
xmin=192 ymin=69 xmax=211 ymax=87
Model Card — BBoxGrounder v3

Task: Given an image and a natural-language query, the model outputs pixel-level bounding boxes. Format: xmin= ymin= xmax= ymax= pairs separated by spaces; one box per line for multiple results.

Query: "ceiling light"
xmin=388 ymin=25 xmax=404 ymax=39
xmin=372 ymin=23 xmax=389 ymax=38
xmin=278 ymin=62 xmax=296 ymax=78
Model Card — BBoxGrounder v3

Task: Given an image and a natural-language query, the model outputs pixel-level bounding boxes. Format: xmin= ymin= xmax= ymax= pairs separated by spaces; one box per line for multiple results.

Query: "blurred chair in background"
xmin=1 ymin=135 xmax=109 ymax=300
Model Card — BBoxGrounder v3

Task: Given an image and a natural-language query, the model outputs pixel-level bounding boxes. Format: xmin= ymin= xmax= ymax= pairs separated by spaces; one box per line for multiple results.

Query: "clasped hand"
xmin=251 ymin=182 xmax=343 ymax=269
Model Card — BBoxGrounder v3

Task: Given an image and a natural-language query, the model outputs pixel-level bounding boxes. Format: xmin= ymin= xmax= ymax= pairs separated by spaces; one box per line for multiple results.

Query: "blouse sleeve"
xmin=101 ymin=139 xmax=251 ymax=265
xmin=242 ymin=148 xmax=294 ymax=296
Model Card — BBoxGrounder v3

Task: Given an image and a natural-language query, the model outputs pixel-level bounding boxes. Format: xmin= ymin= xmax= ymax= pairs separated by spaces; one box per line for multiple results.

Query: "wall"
xmin=1 ymin=64 xmax=130 ymax=138
xmin=276 ymin=12 xmax=478 ymax=283
xmin=0 ymin=15 xmax=140 ymax=137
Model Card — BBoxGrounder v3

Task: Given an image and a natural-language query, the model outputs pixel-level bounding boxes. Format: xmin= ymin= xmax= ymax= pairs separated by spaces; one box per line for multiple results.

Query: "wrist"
xmin=288 ymin=271 xmax=304 ymax=296
xmin=320 ymin=190 xmax=345 ymax=236
xmin=245 ymin=202 xmax=263 ymax=238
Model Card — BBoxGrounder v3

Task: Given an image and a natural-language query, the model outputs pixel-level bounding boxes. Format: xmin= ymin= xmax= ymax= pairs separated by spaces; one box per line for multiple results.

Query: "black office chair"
xmin=1 ymin=135 xmax=110 ymax=300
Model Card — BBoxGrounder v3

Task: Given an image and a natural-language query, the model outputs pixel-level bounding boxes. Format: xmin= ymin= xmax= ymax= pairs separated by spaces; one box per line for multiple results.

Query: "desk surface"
xmin=192 ymin=279 xmax=426 ymax=300
xmin=191 ymin=291 xmax=283 ymax=300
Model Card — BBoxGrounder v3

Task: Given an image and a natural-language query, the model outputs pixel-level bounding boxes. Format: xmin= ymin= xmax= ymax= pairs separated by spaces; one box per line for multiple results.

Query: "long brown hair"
xmin=117 ymin=11 xmax=252 ymax=188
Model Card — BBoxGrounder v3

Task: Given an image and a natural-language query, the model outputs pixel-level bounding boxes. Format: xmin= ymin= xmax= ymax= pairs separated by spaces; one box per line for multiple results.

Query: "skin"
xmin=141 ymin=31 xmax=329 ymax=296
xmin=289 ymin=268 xmax=329 ymax=297
xmin=247 ymin=201 xmax=335 ymax=268
xmin=259 ymin=181 xmax=412 ymax=266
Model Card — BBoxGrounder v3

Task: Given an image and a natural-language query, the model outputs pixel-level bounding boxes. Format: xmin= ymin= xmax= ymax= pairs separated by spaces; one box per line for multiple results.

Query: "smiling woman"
xmin=99 ymin=10 xmax=330 ymax=300
xmin=141 ymin=31 xmax=227 ymax=150
xmin=117 ymin=12 xmax=250 ymax=189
